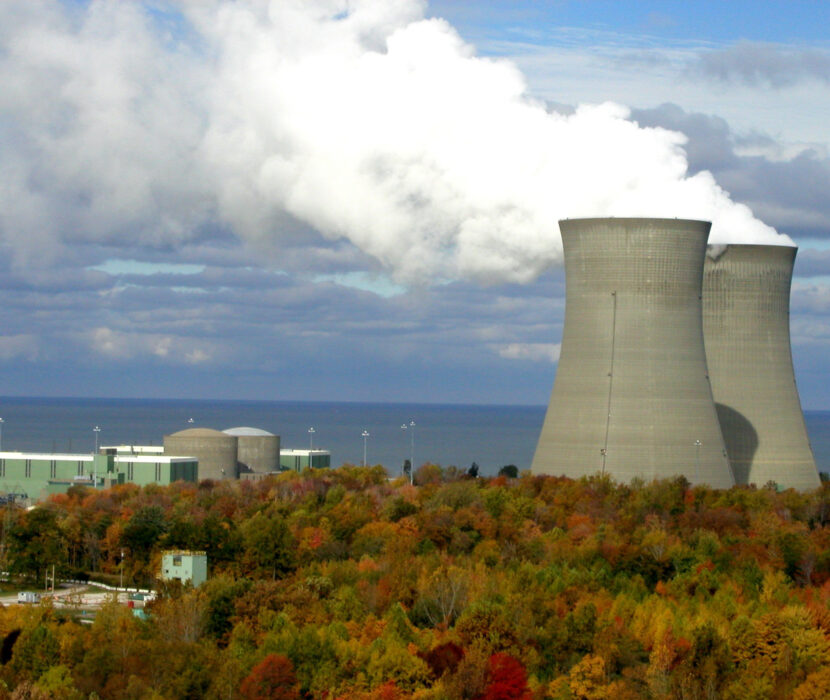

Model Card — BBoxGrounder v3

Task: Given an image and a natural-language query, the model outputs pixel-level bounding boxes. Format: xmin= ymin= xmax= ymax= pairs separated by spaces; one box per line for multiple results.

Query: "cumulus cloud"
xmin=632 ymin=103 xmax=830 ymax=241
xmin=0 ymin=0 xmax=791 ymax=289
xmin=0 ymin=1 xmax=213 ymax=271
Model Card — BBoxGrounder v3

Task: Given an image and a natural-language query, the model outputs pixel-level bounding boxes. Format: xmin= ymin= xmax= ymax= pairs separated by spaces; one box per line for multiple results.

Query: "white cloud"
xmin=0 ymin=0 xmax=791 ymax=289
xmin=0 ymin=2 xmax=827 ymax=406
xmin=487 ymin=32 xmax=830 ymax=148
xmin=88 ymin=327 xmax=215 ymax=365
xmin=90 ymin=260 xmax=207 ymax=276
xmin=185 ymin=349 xmax=211 ymax=364
xmin=495 ymin=342 xmax=560 ymax=362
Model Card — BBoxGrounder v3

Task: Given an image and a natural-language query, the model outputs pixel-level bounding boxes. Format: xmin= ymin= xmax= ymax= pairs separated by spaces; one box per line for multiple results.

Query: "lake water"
xmin=0 ymin=396 xmax=828 ymax=479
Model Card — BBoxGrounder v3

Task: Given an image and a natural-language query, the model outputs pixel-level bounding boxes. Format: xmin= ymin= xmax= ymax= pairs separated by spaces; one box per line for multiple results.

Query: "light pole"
xmin=694 ymin=439 xmax=701 ymax=484
xmin=120 ymin=548 xmax=125 ymax=589
xmin=401 ymin=421 xmax=415 ymax=483
xmin=401 ymin=424 xmax=409 ymax=481
xmin=93 ymin=426 xmax=101 ymax=454
xmin=0 ymin=417 xmax=4 ymax=452
xmin=308 ymin=427 xmax=315 ymax=468
xmin=362 ymin=430 xmax=370 ymax=466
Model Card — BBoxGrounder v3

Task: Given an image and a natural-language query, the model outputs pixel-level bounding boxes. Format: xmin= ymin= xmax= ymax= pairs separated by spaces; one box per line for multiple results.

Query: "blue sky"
xmin=429 ymin=1 xmax=830 ymax=44
xmin=0 ymin=1 xmax=828 ymax=407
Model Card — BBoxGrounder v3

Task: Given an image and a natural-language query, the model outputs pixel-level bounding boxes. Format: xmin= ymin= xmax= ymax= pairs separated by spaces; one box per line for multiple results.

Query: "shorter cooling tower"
xmin=223 ymin=427 xmax=280 ymax=473
xmin=164 ymin=428 xmax=238 ymax=481
xmin=533 ymin=217 xmax=733 ymax=488
xmin=703 ymin=244 xmax=819 ymax=490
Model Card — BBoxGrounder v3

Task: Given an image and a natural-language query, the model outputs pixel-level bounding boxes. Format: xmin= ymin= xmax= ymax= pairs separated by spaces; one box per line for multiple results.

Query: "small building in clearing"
xmin=161 ymin=550 xmax=207 ymax=587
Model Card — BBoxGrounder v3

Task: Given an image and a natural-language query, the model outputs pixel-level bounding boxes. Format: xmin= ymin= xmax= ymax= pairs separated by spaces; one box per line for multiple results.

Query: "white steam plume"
xmin=0 ymin=0 xmax=792 ymax=284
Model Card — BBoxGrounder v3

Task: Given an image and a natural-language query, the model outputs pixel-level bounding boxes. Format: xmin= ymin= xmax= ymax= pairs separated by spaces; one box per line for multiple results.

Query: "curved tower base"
xmin=703 ymin=244 xmax=819 ymax=490
xmin=533 ymin=218 xmax=733 ymax=488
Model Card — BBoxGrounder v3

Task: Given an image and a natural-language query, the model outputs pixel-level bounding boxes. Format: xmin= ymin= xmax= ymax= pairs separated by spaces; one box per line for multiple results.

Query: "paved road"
xmin=0 ymin=584 xmax=131 ymax=609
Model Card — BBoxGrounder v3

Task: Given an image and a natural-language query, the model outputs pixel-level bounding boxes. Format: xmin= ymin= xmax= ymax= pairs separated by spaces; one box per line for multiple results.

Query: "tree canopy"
xmin=0 ymin=466 xmax=828 ymax=698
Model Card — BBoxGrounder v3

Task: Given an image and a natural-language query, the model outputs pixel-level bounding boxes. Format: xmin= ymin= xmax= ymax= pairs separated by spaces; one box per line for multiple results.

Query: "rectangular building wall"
xmin=0 ymin=451 xmax=193 ymax=501
xmin=161 ymin=551 xmax=207 ymax=587
xmin=170 ymin=461 xmax=198 ymax=483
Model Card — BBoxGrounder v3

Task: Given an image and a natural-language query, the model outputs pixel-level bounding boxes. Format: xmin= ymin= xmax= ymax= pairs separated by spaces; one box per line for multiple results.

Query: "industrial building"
xmin=703 ymin=244 xmax=820 ymax=490
xmin=161 ymin=550 xmax=207 ymax=587
xmin=162 ymin=426 xmax=292 ymax=479
xmin=163 ymin=428 xmax=238 ymax=480
xmin=0 ymin=451 xmax=197 ymax=501
xmin=532 ymin=218 xmax=734 ymax=488
xmin=0 ymin=422 xmax=322 ymax=500
xmin=223 ymin=427 xmax=281 ymax=474
xmin=100 ymin=445 xmax=165 ymax=457
xmin=280 ymin=449 xmax=331 ymax=471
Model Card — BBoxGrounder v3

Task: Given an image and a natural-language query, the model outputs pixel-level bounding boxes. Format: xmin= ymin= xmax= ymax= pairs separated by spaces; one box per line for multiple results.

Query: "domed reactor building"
xmin=223 ymin=427 xmax=280 ymax=474
xmin=532 ymin=217 xmax=734 ymax=488
xmin=702 ymin=244 xmax=819 ymax=490
xmin=164 ymin=428 xmax=238 ymax=481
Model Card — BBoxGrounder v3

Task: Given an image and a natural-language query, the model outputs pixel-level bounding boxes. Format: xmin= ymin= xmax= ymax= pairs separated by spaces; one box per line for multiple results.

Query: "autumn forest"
xmin=2 ymin=465 xmax=830 ymax=700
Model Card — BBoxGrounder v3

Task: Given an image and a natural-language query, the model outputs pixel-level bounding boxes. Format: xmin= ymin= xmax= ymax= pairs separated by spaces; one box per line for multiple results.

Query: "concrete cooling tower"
xmin=703 ymin=244 xmax=819 ymax=490
xmin=532 ymin=217 xmax=733 ymax=488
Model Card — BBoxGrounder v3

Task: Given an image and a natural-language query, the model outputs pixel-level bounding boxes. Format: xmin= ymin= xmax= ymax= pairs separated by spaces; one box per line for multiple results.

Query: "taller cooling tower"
xmin=702 ymin=244 xmax=819 ymax=490
xmin=532 ymin=218 xmax=733 ymax=488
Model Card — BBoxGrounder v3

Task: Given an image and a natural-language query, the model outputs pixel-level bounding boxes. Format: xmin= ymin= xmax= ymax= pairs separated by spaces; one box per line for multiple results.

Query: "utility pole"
xmin=409 ymin=420 xmax=416 ymax=476
xmin=362 ymin=430 xmax=370 ymax=467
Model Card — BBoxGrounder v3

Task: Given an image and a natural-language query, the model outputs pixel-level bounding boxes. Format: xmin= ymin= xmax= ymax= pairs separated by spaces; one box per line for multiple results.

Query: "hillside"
xmin=1 ymin=466 xmax=829 ymax=699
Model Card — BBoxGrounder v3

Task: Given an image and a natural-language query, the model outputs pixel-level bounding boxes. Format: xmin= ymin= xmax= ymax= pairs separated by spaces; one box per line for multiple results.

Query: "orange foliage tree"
xmin=240 ymin=653 xmax=300 ymax=700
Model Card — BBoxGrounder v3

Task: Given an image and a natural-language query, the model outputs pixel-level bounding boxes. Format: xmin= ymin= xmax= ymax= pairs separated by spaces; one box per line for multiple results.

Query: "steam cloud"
xmin=0 ymin=0 xmax=793 ymax=284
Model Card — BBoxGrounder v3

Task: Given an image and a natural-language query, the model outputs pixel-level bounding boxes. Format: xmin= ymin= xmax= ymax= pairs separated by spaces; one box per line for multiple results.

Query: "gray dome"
xmin=223 ymin=426 xmax=274 ymax=437
xmin=169 ymin=428 xmax=227 ymax=438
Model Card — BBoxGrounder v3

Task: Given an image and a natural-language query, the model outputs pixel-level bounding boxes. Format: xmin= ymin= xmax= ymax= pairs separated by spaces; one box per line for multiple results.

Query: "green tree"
xmin=32 ymin=665 xmax=83 ymax=700
xmin=202 ymin=575 xmax=253 ymax=643
xmin=240 ymin=510 xmax=295 ymax=579
xmin=10 ymin=623 xmax=60 ymax=682
xmin=121 ymin=505 xmax=168 ymax=560
xmin=7 ymin=508 xmax=68 ymax=581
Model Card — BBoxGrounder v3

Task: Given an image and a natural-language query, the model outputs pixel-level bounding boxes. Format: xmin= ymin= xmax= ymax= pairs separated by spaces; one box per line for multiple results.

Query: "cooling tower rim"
xmin=558 ymin=216 xmax=711 ymax=228
xmin=706 ymin=242 xmax=797 ymax=263
xmin=706 ymin=242 xmax=797 ymax=251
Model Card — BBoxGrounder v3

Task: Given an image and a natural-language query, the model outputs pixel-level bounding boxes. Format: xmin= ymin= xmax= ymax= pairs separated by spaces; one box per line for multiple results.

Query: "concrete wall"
xmin=0 ymin=454 xmax=85 ymax=499
xmin=703 ymin=244 xmax=819 ymax=490
xmin=164 ymin=429 xmax=238 ymax=480
xmin=161 ymin=551 xmax=207 ymax=587
xmin=236 ymin=435 xmax=280 ymax=473
xmin=280 ymin=450 xmax=331 ymax=471
xmin=115 ymin=457 xmax=198 ymax=486
xmin=533 ymin=218 xmax=733 ymax=487
xmin=0 ymin=452 xmax=196 ymax=499
xmin=0 ymin=453 xmax=112 ymax=500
